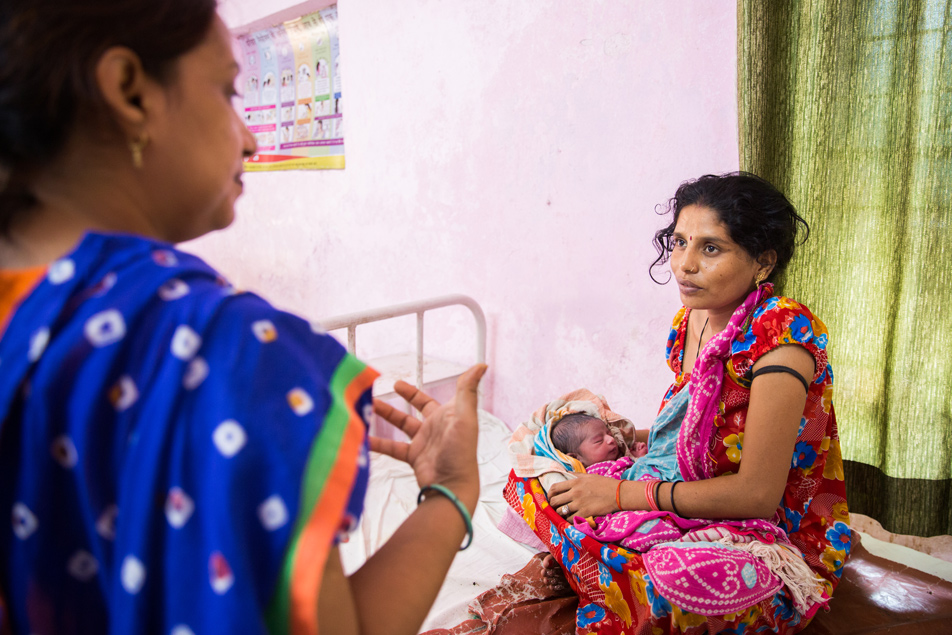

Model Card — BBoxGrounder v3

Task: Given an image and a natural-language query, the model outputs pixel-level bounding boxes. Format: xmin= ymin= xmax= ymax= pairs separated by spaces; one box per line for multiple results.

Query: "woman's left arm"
xmin=657 ymin=344 xmax=815 ymax=519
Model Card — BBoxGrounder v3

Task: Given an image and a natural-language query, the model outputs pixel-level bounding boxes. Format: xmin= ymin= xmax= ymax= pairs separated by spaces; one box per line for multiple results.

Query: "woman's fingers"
xmin=392 ymin=381 xmax=441 ymax=418
xmin=547 ymin=480 xmax=573 ymax=507
xmin=373 ymin=397 xmax=422 ymax=438
xmin=547 ymin=479 xmax=570 ymax=496
xmin=369 ymin=365 xmax=486 ymax=478
xmin=369 ymin=436 xmax=410 ymax=462
xmin=547 ymin=489 xmax=572 ymax=515
xmin=453 ymin=364 xmax=487 ymax=421
xmin=375 ymin=365 xmax=486 ymax=434
xmin=547 ymin=475 xmax=616 ymax=518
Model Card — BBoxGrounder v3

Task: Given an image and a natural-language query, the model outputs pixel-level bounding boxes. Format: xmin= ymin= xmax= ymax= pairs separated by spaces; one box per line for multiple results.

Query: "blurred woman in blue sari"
xmin=0 ymin=2 xmax=485 ymax=633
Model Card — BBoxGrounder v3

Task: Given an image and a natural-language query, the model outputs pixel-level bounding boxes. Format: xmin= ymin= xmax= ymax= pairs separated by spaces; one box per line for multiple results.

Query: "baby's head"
xmin=551 ymin=413 xmax=619 ymax=467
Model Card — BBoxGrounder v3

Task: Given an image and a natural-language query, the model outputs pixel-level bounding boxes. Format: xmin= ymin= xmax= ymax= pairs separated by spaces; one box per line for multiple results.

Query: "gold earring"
xmin=754 ymin=271 xmax=767 ymax=286
xmin=129 ymin=133 xmax=149 ymax=169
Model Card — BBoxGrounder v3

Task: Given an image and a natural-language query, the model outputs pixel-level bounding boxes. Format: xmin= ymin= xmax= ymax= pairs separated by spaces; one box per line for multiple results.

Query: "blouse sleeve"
xmin=729 ymin=295 xmax=830 ymax=384
xmin=665 ymin=306 xmax=688 ymax=374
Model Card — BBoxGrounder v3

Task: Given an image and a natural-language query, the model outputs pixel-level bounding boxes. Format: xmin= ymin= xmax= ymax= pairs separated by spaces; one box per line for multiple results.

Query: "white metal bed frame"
xmin=320 ymin=294 xmax=486 ymax=393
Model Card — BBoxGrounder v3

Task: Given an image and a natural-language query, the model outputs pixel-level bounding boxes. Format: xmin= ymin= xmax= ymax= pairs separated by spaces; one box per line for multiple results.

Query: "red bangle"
xmin=615 ymin=480 xmax=624 ymax=511
xmin=643 ymin=479 xmax=661 ymax=512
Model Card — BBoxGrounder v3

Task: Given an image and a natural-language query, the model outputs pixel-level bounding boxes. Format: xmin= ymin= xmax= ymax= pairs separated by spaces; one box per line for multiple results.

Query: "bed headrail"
xmin=320 ymin=294 xmax=486 ymax=390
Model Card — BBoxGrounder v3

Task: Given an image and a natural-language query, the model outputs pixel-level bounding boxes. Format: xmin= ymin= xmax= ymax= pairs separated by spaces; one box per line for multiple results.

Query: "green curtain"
xmin=739 ymin=0 xmax=952 ymax=537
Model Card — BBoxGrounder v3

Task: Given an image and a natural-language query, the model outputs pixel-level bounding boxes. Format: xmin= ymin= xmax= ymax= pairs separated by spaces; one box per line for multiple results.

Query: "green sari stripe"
xmin=265 ymin=353 xmax=369 ymax=634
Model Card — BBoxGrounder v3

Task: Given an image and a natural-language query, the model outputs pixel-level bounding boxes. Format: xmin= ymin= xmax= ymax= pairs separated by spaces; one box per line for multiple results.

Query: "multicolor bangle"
xmin=615 ymin=480 xmax=624 ymax=511
xmin=418 ymin=483 xmax=474 ymax=550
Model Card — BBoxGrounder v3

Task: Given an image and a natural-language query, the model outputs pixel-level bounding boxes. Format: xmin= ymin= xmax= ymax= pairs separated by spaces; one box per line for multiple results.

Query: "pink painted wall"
xmin=188 ymin=0 xmax=740 ymax=428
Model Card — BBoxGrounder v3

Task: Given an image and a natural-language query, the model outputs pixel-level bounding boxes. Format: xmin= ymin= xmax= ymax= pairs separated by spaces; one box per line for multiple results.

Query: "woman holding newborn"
xmin=509 ymin=173 xmax=849 ymax=633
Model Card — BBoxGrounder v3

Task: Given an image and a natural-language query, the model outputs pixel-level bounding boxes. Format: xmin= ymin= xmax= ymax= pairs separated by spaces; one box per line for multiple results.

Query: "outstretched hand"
xmin=371 ymin=364 xmax=487 ymax=513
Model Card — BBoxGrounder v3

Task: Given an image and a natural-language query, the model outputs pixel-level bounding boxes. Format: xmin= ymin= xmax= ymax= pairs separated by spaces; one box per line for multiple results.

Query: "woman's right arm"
xmin=319 ymin=496 xmax=475 ymax=635
xmin=321 ymin=488 xmax=477 ymax=635
xmin=318 ymin=365 xmax=486 ymax=635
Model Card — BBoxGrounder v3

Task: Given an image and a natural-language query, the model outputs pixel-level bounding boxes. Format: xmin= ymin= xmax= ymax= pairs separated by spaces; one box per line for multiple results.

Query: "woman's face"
xmin=145 ymin=16 xmax=257 ymax=242
xmin=669 ymin=204 xmax=768 ymax=315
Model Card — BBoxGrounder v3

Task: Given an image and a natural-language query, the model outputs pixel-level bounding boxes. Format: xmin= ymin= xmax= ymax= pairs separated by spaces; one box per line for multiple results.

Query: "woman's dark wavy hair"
xmin=649 ymin=172 xmax=810 ymax=284
xmin=0 ymin=0 xmax=218 ymax=233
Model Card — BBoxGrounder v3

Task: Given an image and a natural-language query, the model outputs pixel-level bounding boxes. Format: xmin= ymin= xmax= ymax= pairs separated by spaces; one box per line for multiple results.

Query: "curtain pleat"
xmin=739 ymin=0 xmax=952 ymax=536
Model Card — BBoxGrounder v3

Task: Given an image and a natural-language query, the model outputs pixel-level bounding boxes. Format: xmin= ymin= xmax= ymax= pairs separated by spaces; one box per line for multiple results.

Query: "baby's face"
xmin=574 ymin=419 xmax=620 ymax=466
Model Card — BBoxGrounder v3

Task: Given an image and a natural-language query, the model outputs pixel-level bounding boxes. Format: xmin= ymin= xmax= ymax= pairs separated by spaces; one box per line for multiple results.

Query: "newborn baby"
xmin=532 ymin=400 xmax=648 ymax=474
xmin=549 ymin=413 xmax=621 ymax=467
xmin=530 ymin=387 xmax=688 ymax=483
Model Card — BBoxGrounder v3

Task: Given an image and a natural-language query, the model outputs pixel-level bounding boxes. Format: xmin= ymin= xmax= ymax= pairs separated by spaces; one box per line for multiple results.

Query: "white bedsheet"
xmin=339 ymin=410 xmax=540 ymax=631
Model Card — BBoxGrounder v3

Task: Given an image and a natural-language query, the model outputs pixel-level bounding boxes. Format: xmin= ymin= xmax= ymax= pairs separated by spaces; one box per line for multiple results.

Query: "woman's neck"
xmin=0 ymin=144 xmax=159 ymax=269
xmin=0 ymin=212 xmax=88 ymax=269
xmin=695 ymin=296 xmax=750 ymax=339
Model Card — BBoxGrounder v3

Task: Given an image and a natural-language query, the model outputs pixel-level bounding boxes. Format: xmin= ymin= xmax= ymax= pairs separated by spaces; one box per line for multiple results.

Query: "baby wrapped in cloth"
xmin=505 ymin=388 xmax=829 ymax=623
xmin=509 ymin=388 xmax=694 ymax=551
xmin=531 ymin=389 xmax=686 ymax=480
xmin=529 ymin=389 xmax=645 ymax=471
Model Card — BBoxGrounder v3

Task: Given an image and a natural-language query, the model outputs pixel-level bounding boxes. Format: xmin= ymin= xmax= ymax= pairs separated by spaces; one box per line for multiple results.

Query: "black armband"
xmin=750 ymin=364 xmax=810 ymax=393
